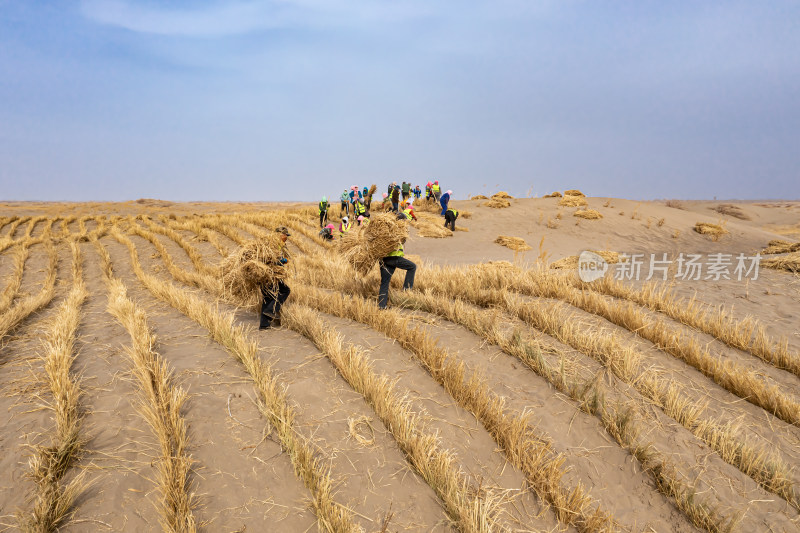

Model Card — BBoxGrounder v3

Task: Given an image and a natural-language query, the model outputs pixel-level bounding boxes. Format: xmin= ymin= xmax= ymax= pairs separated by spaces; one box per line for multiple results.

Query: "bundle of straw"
xmin=484 ymin=198 xmax=511 ymax=208
xmin=694 ymin=222 xmax=728 ymax=241
xmin=762 ymin=240 xmax=800 ymax=254
xmin=574 ymin=209 xmax=603 ymax=220
xmin=494 ymin=235 xmax=531 ymax=251
xmin=763 ymin=252 xmax=800 ymax=273
xmin=219 ymin=234 xmax=288 ymax=304
xmin=543 ymin=191 xmax=562 ymax=198
xmin=492 ymin=191 xmax=514 ymax=199
xmin=338 ymin=213 xmax=408 ymax=275
xmin=564 ymin=189 xmax=585 ymax=197
xmin=558 ymin=195 xmax=587 ymax=207
xmin=367 ymin=184 xmax=377 ymax=200
xmin=470 ymin=195 xmax=488 ymax=200
xmin=550 ymin=251 xmax=623 ymax=269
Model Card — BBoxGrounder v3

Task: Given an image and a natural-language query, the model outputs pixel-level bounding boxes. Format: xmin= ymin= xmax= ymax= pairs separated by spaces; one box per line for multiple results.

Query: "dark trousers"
xmin=444 ymin=211 xmax=457 ymax=231
xmin=341 ymin=201 xmax=348 ymax=215
xmin=391 ymin=201 xmax=399 ymax=212
xmin=319 ymin=211 xmax=328 ymax=228
xmin=378 ymin=257 xmax=416 ymax=309
xmin=261 ymin=281 xmax=291 ymax=328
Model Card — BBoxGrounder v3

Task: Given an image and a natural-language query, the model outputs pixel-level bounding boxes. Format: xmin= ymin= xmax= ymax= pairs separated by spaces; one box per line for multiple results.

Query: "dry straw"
xmin=543 ymin=192 xmax=562 ymax=198
xmin=762 ymin=240 xmax=800 ymax=254
xmin=574 ymin=209 xmax=603 ymax=220
xmin=415 ymin=214 xmax=453 ymax=238
xmin=494 ymin=236 xmax=531 ymax=251
xmin=483 ymin=198 xmax=510 ymax=209
xmin=491 ymin=191 xmax=514 ymax=199
xmin=558 ymin=195 xmax=588 ymax=207
xmin=338 ymin=213 xmax=408 ymax=275
xmin=219 ymin=233 xmax=288 ymax=305
xmin=564 ymin=189 xmax=585 ymax=197
xmin=550 ymin=251 xmax=622 ymax=269
xmin=19 ymin=241 xmax=88 ymax=533
xmin=763 ymin=252 xmax=800 ymax=273
xmin=470 ymin=195 xmax=488 ymax=200
xmin=694 ymin=222 xmax=728 ymax=241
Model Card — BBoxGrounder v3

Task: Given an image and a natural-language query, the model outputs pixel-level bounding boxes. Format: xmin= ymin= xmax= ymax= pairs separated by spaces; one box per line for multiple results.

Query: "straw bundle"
xmin=470 ymin=195 xmax=488 ymax=200
xmin=492 ymin=191 xmax=514 ymax=199
xmin=563 ymin=189 xmax=585 ymax=197
xmin=416 ymin=219 xmax=453 ymax=238
xmin=550 ymin=251 xmax=623 ymax=269
xmin=543 ymin=191 xmax=562 ymax=198
xmin=694 ymin=222 xmax=728 ymax=241
xmin=762 ymin=240 xmax=800 ymax=255
xmin=763 ymin=252 xmax=800 ymax=273
xmin=338 ymin=213 xmax=408 ymax=275
xmin=484 ymin=198 xmax=511 ymax=209
xmin=367 ymin=184 xmax=377 ymax=200
xmin=574 ymin=209 xmax=603 ymax=220
xmin=558 ymin=195 xmax=587 ymax=207
xmin=219 ymin=234 xmax=288 ymax=303
xmin=494 ymin=236 xmax=531 ymax=251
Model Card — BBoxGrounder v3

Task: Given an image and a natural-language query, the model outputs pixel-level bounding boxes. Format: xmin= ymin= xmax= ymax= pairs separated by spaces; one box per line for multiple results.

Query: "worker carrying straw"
xmin=219 ymin=226 xmax=292 ymax=330
xmin=338 ymin=213 xmax=414 ymax=309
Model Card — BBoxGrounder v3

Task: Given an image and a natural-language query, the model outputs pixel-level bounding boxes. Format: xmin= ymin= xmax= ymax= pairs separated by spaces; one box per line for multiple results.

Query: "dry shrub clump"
xmin=219 ymin=234 xmax=288 ymax=304
xmin=338 ymin=213 xmax=408 ymax=275
xmin=470 ymin=195 xmax=488 ymax=200
xmin=665 ymin=199 xmax=686 ymax=210
xmin=712 ymin=204 xmax=751 ymax=220
xmin=484 ymin=198 xmax=511 ymax=209
xmin=494 ymin=236 xmax=532 ymax=251
xmin=694 ymin=222 xmax=728 ymax=242
xmin=543 ymin=192 xmax=562 ymax=198
xmin=574 ymin=209 xmax=603 ymax=220
xmin=491 ymin=191 xmax=514 ymax=199
xmin=558 ymin=195 xmax=588 ymax=208
xmin=550 ymin=251 xmax=623 ymax=269
xmin=563 ymin=189 xmax=585 ymax=197
xmin=762 ymin=240 xmax=800 ymax=255
xmin=763 ymin=252 xmax=800 ymax=273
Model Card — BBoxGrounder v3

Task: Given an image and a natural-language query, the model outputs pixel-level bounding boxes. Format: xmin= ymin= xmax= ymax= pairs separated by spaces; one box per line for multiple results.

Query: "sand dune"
xmin=0 ymin=196 xmax=798 ymax=532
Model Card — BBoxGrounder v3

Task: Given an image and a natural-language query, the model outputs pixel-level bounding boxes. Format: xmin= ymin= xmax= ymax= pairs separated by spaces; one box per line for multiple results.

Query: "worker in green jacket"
xmin=319 ymin=196 xmax=329 ymax=228
xmin=378 ymin=241 xmax=415 ymax=309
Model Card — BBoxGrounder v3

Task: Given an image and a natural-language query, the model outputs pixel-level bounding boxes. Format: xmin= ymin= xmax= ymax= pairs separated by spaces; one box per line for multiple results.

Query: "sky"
xmin=1 ymin=1 xmax=799 ymax=202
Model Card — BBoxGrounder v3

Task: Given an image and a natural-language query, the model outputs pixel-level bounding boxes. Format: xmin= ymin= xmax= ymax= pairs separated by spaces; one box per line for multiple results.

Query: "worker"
xmin=353 ymin=197 xmax=367 ymax=219
xmin=260 ymin=226 xmax=292 ymax=329
xmin=340 ymin=189 xmax=350 ymax=216
xmin=319 ymin=196 xmax=329 ymax=228
xmin=339 ymin=216 xmax=351 ymax=237
xmin=378 ymin=236 xmax=416 ymax=309
xmin=439 ymin=190 xmax=451 ymax=216
xmin=402 ymin=181 xmax=411 ymax=201
xmin=402 ymin=203 xmax=417 ymax=221
xmin=319 ymin=224 xmax=335 ymax=241
xmin=414 ymin=185 xmax=421 ymax=200
xmin=444 ymin=207 xmax=458 ymax=231
xmin=432 ymin=181 xmax=441 ymax=202
xmin=356 ymin=215 xmax=365 ymax=226
xmin=391 ymin=185 xmax=401 ymax=212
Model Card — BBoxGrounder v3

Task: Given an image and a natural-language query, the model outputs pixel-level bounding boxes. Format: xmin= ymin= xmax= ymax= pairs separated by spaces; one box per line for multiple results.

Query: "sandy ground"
xmin=1 ymin=195 xmax=799 ymax=532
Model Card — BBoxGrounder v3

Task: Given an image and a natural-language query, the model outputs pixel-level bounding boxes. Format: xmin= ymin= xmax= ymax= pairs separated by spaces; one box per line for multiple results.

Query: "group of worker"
xmin=261 ymin=180 xmax=470 ymax=327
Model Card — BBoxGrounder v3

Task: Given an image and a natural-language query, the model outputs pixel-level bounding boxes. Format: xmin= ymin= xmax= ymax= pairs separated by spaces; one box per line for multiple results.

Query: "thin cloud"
xmin=80 ymin=0 xmax=429 ymax=37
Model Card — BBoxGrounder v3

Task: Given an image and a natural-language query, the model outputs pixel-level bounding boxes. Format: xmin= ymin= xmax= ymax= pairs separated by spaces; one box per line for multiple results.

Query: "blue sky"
xmin=1 ymin=1 xmax=798 ymax=201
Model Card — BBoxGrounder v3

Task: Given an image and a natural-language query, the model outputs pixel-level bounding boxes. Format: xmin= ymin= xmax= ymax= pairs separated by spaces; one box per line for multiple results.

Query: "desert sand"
xmin=0 ymin=194 xmax=799 ymax=532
